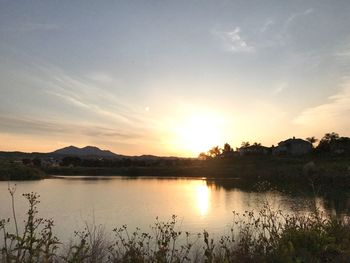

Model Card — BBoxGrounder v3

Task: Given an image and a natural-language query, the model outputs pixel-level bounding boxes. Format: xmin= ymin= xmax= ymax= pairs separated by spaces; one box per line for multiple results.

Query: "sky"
xmin=0 ymin=0 xmax=350 ymax=157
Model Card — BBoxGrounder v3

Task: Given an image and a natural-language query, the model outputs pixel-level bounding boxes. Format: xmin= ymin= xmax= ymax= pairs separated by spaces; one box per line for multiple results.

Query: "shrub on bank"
xmin=0 ymin=161 xmax=46 ymax=180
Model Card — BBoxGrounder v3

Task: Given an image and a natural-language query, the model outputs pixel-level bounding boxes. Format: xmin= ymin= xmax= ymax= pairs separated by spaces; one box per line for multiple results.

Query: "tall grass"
xmin=1 ymin=190 xmax=350 ymax=262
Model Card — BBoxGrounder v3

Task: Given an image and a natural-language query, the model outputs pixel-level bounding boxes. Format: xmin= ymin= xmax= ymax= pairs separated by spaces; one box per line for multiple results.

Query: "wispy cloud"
xmin=29 ymin=63 xmax=151 ymax=126
xmin=294 ymin=41 xmax=350 ymax=135
xmin=0 ymin=57 xmax=163 ymax=149
xmin=215 ymin=27 xmax=255 ymax=53
xmin=257 ymin=8 xmax=314 ymax=49
xmin=0 ymin=114 xmax=144 ymax=141
xmin=294 ymin=79 xmax=350 ymax=134
xmin=87 ymin=72 xmax=115 ymax=83
xmin=285 ymin=8 xmax=314 ymax=28
xmin=335 ymin=43 xmax=350 ymax=73
xmin=260 ymin=19 xmax=274 ymax=33
xmin=46 ymin=90 xmax=90 ymax=109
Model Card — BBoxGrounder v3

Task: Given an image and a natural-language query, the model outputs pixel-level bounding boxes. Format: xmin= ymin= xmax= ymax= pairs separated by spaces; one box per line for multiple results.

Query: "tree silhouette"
xmin=321 ymin=132 xmax=339 ymax=143
xmin=317 ymin=132 xmax=340 ymax=152
xmin=306 ymin=136 xmax=318 ymax=147
xmin=223 ymin=143 xmax=233 ymax=153
xmin=241 ymin=141 xmax=250 ymax=148
xmin=208 ymin=146 xmax=221 ymax=158
xmin=221 ymin=143 xmax=234 ymax=158
xmin=198 ymin=152 xmax=209 ymax=160
xmin=253 ymin=142 xmax=261 ymax=146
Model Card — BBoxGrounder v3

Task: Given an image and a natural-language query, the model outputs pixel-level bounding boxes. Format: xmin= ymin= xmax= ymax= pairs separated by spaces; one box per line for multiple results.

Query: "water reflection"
xmin=1 ymin=176 xmax=349 ymax=241
xmin=195 ymin=182 xmax=210 ymax=216
xmin=206 ymin=178 xmax=350 ymax=216
xmin=53 ymin=175 xmax=350 ymax=216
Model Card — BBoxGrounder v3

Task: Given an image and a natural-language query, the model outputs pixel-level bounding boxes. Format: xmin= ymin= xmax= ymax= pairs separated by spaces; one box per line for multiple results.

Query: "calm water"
xmin=0 ymin=176 xmax=349 ymax=241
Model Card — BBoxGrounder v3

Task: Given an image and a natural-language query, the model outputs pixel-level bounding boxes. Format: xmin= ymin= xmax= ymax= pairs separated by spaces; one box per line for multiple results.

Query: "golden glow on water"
xmin=0 ymin=177 xmax=329 ymax=241
xmin=194 ymin=182 xmax=210 ymax=216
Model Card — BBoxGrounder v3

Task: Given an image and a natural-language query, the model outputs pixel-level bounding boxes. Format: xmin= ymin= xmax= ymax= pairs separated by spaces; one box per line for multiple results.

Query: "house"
xmin=239 ymin=145 xmax=270 ymax=156
xmin=41 ymin=158 xmax=60 ymax=167
xmin=273 ymin=137 xmax=312 ymax=155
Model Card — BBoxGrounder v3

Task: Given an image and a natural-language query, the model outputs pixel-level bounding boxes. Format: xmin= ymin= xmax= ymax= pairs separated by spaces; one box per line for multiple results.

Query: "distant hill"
xmin=51 ymin=146 xmax=121 ymax=158
xmin=0 ymin=146 xmax=183 ymax=160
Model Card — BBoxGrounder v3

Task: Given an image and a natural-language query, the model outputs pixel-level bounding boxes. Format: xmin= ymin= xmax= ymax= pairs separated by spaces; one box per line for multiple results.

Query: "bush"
xmin=0 ymin=161 xmax=46 ymax=180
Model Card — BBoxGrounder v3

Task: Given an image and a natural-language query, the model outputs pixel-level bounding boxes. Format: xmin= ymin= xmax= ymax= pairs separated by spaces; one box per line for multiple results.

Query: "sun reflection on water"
xmin=195 ymin=182 xmax=210 ymax=216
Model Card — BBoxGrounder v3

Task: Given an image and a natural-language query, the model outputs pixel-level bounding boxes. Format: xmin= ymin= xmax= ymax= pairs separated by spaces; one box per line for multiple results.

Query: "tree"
xmin=208 ymin=146 xmax=221 ymax=158
xmin=321 ymin=132 xmax=339 ymax=143
xmin=223 ymin=143 xmax=233 ymax=153
xmin=241 ymin=141 xmax=250 ymax=148
xmin=306 ymin=136 xmax=318 ymax=147
xmin=198 ymin=152 xmax=209 ymax=160
xmin=222 ymin=143 xmax=234 ymax=158
xmin=253 ymin=142 xmax=261 ymax=146
xmin=317 ymin=132 xmax=340 ymax=152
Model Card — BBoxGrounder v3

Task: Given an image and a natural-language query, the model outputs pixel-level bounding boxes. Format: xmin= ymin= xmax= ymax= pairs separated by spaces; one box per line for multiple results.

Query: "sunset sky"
xmin=1 ymin=0 xmax=350 ymax=157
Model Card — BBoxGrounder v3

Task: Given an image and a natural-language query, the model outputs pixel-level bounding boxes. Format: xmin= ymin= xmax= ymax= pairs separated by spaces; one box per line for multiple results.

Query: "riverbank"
xmin=43 ymin=156 xmax=350 ymax=188
xmin=2 ymin=155 xmax=349 ymax=190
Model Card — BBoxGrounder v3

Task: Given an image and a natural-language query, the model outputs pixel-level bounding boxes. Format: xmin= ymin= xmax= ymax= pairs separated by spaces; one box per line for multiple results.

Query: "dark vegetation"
xmin=1 ymin=132 xmax=349 ymax=189
xmin=43 ymin=155 xmax=350 ymax=188
xmin=0 ymin=160 xmax=46 ymax=181
xmin=199 ymin=132 xmax=350 ymax=159
xmin=1 ymin=191 xmax=350 ymax=262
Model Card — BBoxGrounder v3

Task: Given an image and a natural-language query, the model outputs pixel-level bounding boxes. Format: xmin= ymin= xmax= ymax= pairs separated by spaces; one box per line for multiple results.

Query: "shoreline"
xmin=2 ymin=156 xmax=349 ymax=190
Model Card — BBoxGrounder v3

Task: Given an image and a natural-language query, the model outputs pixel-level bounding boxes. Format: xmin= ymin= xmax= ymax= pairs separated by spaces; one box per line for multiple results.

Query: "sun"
xmin=171 ymin=111 xmax=225 ymax=156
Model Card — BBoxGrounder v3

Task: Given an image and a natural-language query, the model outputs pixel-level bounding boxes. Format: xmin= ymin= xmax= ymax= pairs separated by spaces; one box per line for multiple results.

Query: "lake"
xmin=1 ymin=176 xmax=349 ymax=241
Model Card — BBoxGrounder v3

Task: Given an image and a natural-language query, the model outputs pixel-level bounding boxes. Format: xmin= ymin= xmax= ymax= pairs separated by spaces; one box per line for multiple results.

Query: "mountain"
xmin=0 ymin=146 xmax=182 ymax=160
xmin=51 ymin=146 xmax=120 ymax=158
